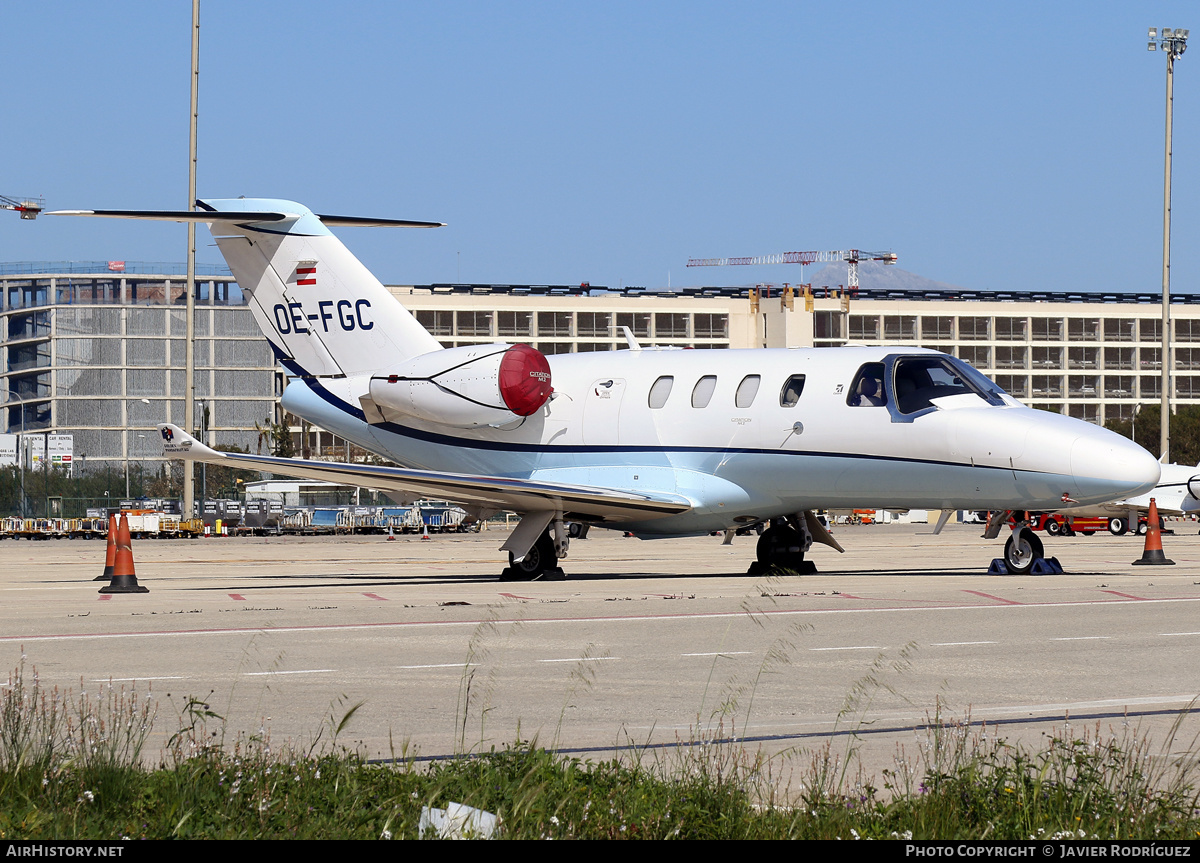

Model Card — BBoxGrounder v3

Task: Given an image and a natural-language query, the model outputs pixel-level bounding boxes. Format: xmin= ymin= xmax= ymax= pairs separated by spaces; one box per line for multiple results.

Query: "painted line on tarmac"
xmin=1101 ymin=590 xmax=1150 ymax=600
xmin=537 ymin=656 xmax=619 ymax=663
xmin=809 ymin=645 xmax=882 ymax=651
xmin=6 ymin=594 xmax=1200 ymax=644
xmin=962 ymin=589 xmax=1023 ymax=605
xmin=244 ymin=669 xmax=335 ymax=676
xmin=931 ymin=640 xmax=997 ymax=646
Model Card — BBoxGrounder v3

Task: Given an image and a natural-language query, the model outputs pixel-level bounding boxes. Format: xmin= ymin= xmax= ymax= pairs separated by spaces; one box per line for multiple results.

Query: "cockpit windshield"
xmin=892 ymin=355 xmax=1006 ymax=415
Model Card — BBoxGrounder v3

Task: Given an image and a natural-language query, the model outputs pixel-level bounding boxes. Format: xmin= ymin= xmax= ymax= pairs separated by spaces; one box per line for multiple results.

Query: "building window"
xmin=1068 ymin=318 xmax=1100 ymax=341
xmin=957 ymin=345 xmax=990 ymax=367
xmin=1032 ymin=375 xmax=1063 ymax=397
xmin=1104 ymin=319 xmax=1132 ymax=343
xmin=535 ymin=341 xmax=573 ymax=355
xmin=1031 ymin=318 xmax=1064 ymax=341
xmin=416 ymin=309 xmax=453 ymax=336
xmin=1104 ymin=319 xmax=1135 ymax=342
xmin=576 ymin=312 xmax=611 ymax=338
xmin=1068 ymin=346 xmax=1098 ymax=369
xmin=995 ymin=317 xmax=1027 ymax=341
xmin=995 ymin=346 xmax=1026 ymax=369
xmin=497 ymin=311 xmax=533 ymax=338
xmin=1141 ymin=318 xmax=1164 ymax=341
xmin=1176 ymin=319 xmax=1200 ymax=343
xmin=615 ymin=312 xmax=650 ymax=339
xmin=1067 ymin=403 xmax=1100 ymax=424
xmin=883 ymin=316 xmax=917 ymax=339
xmin=958 ymin=317 xmax=990 ymax=340
xmin=693 ymin=313 xmax=728 ymax=339
xmin=1032 ymin=346 xmax=1062 ymax=368
xmin=848 ymin=315 xmax=878 ymax=340
xmin=813 ymin=311 xmax=843 ymax=340
xmin=1177 ymin=347 xmax=1200 ymax=370
xmin=1178 ymin=376 xmax=1200 ymax=398
xmin=1103 ymin=375 xmax=1134 ymax=398
xmin=654 ymin=313 xmax=689 ymax=339
xmin=537 ymin=312 xmax=572 ymax=338
xmin=921 ymin=316 xmax=953 ymax=339
xmin=1105 ymin=347 xmax=1135 ymax=370
xmin=995 ymin=375 xmax=1028 ymax=398
xmin=1068 ymin=375 xmax=1099 ymax=396
xmin=456 ymin=310 xmax=492 ymax=336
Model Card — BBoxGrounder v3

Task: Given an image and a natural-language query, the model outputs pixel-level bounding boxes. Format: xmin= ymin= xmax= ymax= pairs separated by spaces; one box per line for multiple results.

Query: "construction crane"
xmin=687 ymin=249 xmax=897 ymax=289
xmin=1 ymin=195 xmax=44 ymax=219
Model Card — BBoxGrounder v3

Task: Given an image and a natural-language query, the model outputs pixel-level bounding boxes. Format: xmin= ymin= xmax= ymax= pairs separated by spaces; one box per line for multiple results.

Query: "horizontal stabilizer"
xmin=48 ymin=208 xmax=444 ymax=228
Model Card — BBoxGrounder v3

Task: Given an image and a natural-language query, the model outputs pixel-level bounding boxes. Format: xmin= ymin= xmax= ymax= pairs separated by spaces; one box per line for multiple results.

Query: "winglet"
xmin=156 ymin=423 xmax=222 ymax=460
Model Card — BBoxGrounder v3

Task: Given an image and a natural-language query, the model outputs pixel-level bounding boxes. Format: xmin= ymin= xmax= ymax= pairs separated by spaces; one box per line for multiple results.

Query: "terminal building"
xmin=1 ymin=263 xmax=1196 ymax=491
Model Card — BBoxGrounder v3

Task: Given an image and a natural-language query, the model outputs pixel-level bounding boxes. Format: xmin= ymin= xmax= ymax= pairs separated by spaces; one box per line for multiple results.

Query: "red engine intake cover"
xmin=498 ymin=344 xmax=553 ymax=416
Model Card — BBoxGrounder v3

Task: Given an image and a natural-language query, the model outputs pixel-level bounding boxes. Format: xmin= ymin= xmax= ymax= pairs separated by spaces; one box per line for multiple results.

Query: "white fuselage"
xmin=282 ymin=344 xmax=1160 ymax=537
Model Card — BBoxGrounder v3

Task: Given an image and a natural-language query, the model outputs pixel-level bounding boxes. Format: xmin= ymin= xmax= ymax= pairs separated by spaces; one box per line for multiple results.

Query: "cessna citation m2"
xmin=51 ymin=199 xmax=1161 ymax=578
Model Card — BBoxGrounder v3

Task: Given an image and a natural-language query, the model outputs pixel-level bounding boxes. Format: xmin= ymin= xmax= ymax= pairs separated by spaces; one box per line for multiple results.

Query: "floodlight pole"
xmin=184 ymin=0 xmax=199 ymax=517
xmin=1149 ymin=26 xmax=1188 ymax=461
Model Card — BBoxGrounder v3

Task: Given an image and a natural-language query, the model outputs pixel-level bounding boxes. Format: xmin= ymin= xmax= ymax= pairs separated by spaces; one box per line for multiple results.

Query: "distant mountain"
xmin=805 ymin=260 xmax=967 ymax=293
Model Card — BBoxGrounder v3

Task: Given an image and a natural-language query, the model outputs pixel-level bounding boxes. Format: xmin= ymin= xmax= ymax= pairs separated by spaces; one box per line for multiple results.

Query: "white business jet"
xmin=1056 ymin=458 xmax=1200 ymax=535
xmin=51 ymin=199 xmax=1160 ymax=577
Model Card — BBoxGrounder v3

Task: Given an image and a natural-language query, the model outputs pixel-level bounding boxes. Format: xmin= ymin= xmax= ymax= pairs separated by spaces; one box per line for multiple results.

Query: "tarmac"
xmin=3 ymin=520 xmax=1200 ymax=791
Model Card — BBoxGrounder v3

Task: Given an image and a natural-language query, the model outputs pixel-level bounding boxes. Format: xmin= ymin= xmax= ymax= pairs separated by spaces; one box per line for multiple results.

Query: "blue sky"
xmin=3 ymin=1 xmax=1199 ymax=294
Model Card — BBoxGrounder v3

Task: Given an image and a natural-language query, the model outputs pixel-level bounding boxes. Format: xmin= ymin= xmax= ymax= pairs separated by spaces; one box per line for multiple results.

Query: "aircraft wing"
xmin=156 ymin=424 xmax=691 ymax=522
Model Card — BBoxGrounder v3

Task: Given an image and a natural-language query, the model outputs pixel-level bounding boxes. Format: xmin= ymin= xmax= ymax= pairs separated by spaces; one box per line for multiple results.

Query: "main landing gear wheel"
xmin=747 ymin=523 xmax=816 ymax=575
xmin=1108 ymin=518 xmax=1128 ymax=536
xmin=1003 ymin=528 xmax=1044 ymax=575
xmin=1045 ymin=519 xmax=1062 ymax=537
xmin=501 ymin=531 xmax=564 ymax=581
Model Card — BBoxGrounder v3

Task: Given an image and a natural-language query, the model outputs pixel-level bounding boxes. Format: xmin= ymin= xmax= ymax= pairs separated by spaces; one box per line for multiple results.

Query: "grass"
xmin=3 ymin=655 xmax=1200 ymax=839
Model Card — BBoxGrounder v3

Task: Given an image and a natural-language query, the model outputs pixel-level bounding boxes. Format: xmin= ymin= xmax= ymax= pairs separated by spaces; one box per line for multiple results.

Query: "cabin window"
xmin=779 ymin=375 xmax=806 ymax=407
xmin=847 ymin=363 xmax=887 ymax=406
xmin=691 ymin=375 xmax=717 ymax=408
xmin=648 ymin=376 xmax=674 ymax=409
xmin=735 ymin=375 xmax=760 ymax=408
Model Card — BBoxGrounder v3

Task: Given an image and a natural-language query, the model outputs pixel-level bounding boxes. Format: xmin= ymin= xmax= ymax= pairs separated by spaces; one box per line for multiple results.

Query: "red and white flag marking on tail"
xmin=295 ymin=265 xmax=317 ymax=286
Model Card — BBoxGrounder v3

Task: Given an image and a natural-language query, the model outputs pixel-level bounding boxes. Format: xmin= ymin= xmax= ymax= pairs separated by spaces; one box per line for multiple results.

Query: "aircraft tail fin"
xmin=51 ymin=199 xmax=446 ymax=377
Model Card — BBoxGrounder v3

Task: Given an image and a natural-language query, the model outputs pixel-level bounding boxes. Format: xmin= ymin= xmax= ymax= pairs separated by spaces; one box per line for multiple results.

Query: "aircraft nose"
xmin=1070 ymin=432 xmax=1160 ymax=502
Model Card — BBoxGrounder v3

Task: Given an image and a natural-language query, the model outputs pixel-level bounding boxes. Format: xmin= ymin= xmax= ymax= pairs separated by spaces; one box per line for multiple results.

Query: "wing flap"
xmin=157 ymin=424 xmax=690 ymax=522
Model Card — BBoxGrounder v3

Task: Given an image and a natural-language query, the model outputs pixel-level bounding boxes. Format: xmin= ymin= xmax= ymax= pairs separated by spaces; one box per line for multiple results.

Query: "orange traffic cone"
xmin=421 ymin=521 xmax=430 ymax=540
xmin=1133 ymin=498 xmax=1175 ymax=566
xmin=94 ymin=515 xmax=117 ymax=581
xmin=99 ymin=514 xmax=149 ymax=593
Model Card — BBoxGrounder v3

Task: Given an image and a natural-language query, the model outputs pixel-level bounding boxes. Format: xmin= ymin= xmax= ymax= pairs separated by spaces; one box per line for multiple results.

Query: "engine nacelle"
xmin=369 ymin=343 xmax=552 ymax=428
